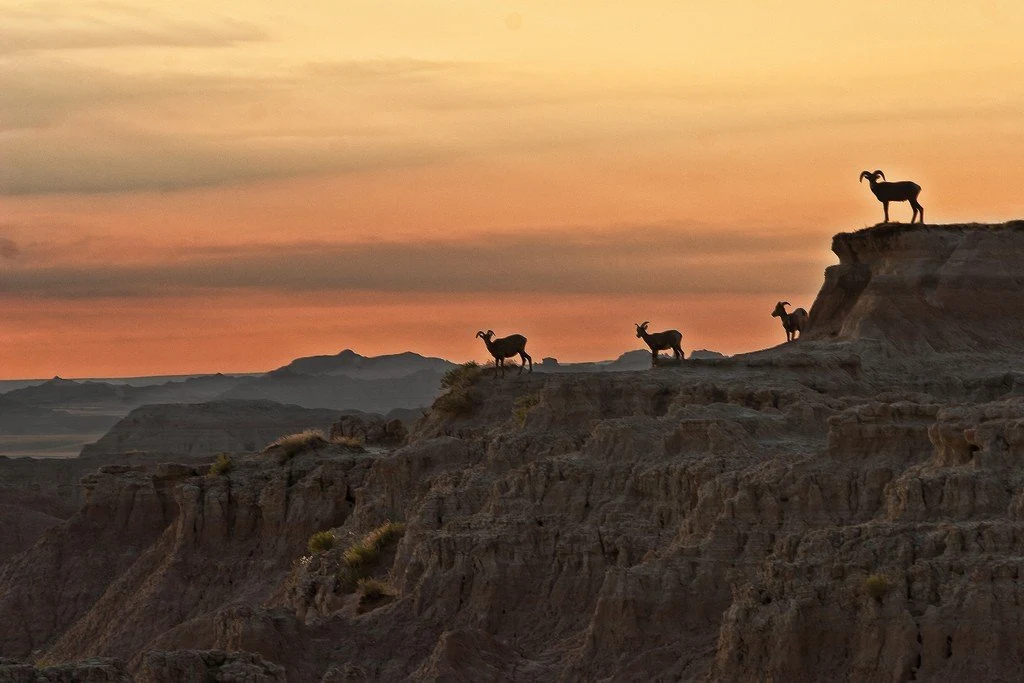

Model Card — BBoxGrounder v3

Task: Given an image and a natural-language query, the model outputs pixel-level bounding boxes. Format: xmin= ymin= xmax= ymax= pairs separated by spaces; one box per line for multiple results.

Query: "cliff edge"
xmin=803 ymin=222 xmax=1024 ymax=353
xmin=1 ymin=222 xmax=1023 ymax=681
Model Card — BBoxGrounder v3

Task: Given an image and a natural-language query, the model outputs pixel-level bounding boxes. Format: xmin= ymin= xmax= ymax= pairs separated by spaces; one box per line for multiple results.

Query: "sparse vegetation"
xmin=265 ymin=429 xmax=328 ymax=464
xmin=338 ymin=521 xmax=406 ymax=592
xmin=441 ymin=361 xmax=481 ymax=389
xmin=356 ymin=577 xmax=396 ymax=613
xmin=432 ymin=362 xmax=483 ymax=417
xmin=433 ymin=386 xmax=478 ymax=416
xmin=330 ymin=434 xmax=365 ymax=449
xmin=435 ymin=361 xmax=484 ymax=417
xmin=513 ymin=392 xmax=541 ymax=427
xmin=308 ymin=530 xmax=337 ymax=553
xmin=864 ymin=574 xmax=890 ymax=601
xmin=207 ymin=452 xmax=233 ymax=477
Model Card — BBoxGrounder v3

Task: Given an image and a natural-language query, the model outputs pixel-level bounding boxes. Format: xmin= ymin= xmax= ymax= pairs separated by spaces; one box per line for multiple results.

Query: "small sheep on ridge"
xmin=475 ymin=330 xmax=533 ymax=379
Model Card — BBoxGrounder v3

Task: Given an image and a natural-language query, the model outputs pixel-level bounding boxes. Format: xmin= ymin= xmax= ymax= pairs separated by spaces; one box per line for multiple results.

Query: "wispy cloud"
xmin=0 ymin=2 xmax=266 ymax=54
xmin=0 ymin=237 xmax=18 ymax=259
xmin=0 ymin=225 xmax=825 ymax=298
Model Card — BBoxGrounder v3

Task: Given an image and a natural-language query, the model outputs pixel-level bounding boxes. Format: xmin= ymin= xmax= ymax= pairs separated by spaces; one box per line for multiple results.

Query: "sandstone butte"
xmin=1 ymin=221 xmax=1023 ymax=682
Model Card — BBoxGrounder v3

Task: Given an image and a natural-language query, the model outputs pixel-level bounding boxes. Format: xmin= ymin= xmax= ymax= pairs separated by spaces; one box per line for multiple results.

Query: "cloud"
xmin=0 ymin=3 xmax=266 ymax=54
xmin=0 ymin=225 xmax=826 ymax=298
xmin=0 ymin=238 xmax=18 ymax=259
xmin=5 ymin=43 xmax=1011 ymax=196
xmin=0 ymin=126 xmax=452 ymax=194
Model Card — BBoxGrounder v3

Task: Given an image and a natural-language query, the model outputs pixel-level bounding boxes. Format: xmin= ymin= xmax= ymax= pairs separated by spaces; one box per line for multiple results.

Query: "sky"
xmin=2 ymin=1 xmax=1023 ymax=378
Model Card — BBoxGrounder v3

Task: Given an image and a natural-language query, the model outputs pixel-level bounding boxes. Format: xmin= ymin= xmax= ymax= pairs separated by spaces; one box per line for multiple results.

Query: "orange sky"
xmin=2 ymin=1 xmax=1023 ymax=378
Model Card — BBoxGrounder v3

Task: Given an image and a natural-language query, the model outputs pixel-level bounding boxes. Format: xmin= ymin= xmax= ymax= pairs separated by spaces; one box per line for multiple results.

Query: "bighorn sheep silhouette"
xmin=859 ymin=170 xmax=924 ymax=224
xmin=771 ymin=302 xmax=808 ymax=342
xmin=634 ymin=322 xmax=684 ymax=365
xmin=475 ymin=330 xmax=532 ymax=378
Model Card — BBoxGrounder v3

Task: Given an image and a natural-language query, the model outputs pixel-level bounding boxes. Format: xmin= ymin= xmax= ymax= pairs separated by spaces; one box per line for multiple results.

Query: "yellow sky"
xmin=1 ymin=1 xmax=1023 ymax=377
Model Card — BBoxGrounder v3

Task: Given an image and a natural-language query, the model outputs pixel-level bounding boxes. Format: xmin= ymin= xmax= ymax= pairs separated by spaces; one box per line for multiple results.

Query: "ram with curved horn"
xmin=475 ymin=330 xmax=532 ymax=379
xmin=859 ymin=169 xmax=924 ymax=224
xmin=634 ymin=321 xmax=684 ymax=366
xmin=771 ymin=301 xmax=808 ymax=343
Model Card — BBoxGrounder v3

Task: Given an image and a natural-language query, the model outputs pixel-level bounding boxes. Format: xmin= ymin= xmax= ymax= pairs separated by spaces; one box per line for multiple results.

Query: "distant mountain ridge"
xmin=275 ymin=349 xmax=454 ymax=380
xmin=79 ymin=399 xmax=340 ymax=459
xmin=0 ymin=348 xmax=732 ymax=455
xmin=0 ymin=351 xmax=459 ymax=450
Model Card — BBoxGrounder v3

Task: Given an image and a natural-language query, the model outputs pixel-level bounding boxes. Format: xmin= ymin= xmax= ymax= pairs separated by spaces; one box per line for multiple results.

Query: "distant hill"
xmin=1 ymin=373 xmax=244 ymax=411
xmin=0 ymin=395 xmax=119 ymax=435
xmin=3 ymin=376 xmax=124 ymax=408
xmin=79 ymin=399 xmax=340 ymax=459
xmin=220 ymin=367 xmax=450 ymax=413
xmin=275 ymin=349 xmax=454 ymax=380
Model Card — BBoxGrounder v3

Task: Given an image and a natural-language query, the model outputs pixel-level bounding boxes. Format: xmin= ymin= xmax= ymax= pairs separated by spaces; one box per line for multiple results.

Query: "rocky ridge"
xmin=0 ymin=222 xmax=1022 ymax=681
xmin=78 ymin=399 xmax=340 ymax=459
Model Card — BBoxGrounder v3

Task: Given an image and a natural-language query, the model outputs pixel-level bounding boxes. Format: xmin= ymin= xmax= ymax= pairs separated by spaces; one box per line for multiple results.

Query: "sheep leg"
xmin=520 ymin=351 xmax=533 ymax=373
xmin=883 ymin=201 xmax=890 ymax=223
xmin=911 ymin=199 xmax=924 ymax=224
xmin=651 ymin=348 xmax=658 ymax=366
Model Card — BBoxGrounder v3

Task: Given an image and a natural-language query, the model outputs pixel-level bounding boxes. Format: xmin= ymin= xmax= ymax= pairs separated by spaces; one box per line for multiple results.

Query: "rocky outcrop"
xmin=804 ymin=222 xmax=1024 ymax=353
xmin=138 ymin=650 xmax=285 ymax=682
xmin=330 ymin=414 xmax=407 ymax=447
xmin=0 ymin=657 xmax=130 ymax=682
xmin=3 ymin=223 xmax=1023 ymax=680
xmin=79 ymin=400 xmax=339 ymax=459
xmin=0 ymin=446 xmax=372 ymax=666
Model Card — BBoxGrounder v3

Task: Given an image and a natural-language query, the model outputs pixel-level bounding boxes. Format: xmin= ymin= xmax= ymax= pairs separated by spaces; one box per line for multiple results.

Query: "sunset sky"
xmin=2 ymin=1 xmax=1023 ymax=378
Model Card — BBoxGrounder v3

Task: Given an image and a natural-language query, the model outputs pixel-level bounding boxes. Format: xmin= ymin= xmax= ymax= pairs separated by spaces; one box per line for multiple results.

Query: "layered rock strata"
xmin=0 ymin=223 xmax=1022 ymax=681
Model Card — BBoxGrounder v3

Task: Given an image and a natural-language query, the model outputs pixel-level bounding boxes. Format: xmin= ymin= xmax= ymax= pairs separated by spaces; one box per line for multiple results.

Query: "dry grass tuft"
xmin=356 ymin=577 xmax=396 ymax=613
xmin=265 ymin=429 xmax=328 ymax=464
xmin=308 ymin=530 xmax=337 ymax=553
xmin=435 ymin=362 xmax=483 ymax=417
xmin=338 ymin=521 xmax=406 ymax=592
xmin=440 ymin=361 xmax=481 ymax=389
xmin=207 ymin=452 xmax=233 ymax=477
xmin=330 ymin=434 xmax=365 ymax=449
xmin=513 ymin=392 xmax=541 ymax=427
xmin=864 ymin=574 xmax=890 ymax=602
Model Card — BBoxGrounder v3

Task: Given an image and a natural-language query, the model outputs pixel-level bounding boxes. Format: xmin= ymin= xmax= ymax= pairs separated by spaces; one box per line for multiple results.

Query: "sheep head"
xmin=475 ymin=330 xmax=495 ymax=341
xmin=859 ymin=170 xmax=885 ymax=183
xmin=635 ymin=321 xmax=650 ymax=338
xmin=771 ymin=302 xmax=790 ymax=318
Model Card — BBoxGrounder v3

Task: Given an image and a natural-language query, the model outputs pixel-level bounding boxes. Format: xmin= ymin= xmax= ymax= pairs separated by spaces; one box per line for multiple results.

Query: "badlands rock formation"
xmin=0 ymin=222 xmax=1022 ymax=681
xmin=79 ymin=400 xmax=339 ymax=459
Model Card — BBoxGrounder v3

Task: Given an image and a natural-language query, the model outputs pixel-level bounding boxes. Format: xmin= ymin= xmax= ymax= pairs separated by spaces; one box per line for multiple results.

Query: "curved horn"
xmin=873 ymin=169 xmax=885 ymax=181
xmin=639 ymin=321 xmax=650 ymax=328
xmin=859 ymin=170 xmax=872 ymax=183
xmin=475 ymin=330 xmax=484 ymax=338
xmin=781 ymin=301 xmax=790 ymax=307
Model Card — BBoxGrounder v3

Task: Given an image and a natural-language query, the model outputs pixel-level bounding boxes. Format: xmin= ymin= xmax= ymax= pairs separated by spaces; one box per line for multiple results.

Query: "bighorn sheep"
xmin=859 ymin=170 xmax=924 ymax=224
xmin=771 ymin=301 xmax=808 ymax=342
xmin=475 ymin=330 xmax=533 ymax=378
xmin=635 ymin=322 xmax=684 ymax=365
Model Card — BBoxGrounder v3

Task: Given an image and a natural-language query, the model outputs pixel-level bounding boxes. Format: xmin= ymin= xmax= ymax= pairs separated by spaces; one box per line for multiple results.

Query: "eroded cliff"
xmin=1 ymin=223 xmax=1023 ymax=681
xmin=804 ymin=222 xmax=1024 ymax=354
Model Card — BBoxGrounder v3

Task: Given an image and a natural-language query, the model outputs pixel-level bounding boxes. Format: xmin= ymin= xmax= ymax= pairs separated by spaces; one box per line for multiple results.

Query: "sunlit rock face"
xmin=805 ymin=222 xmax=1024 ymax=354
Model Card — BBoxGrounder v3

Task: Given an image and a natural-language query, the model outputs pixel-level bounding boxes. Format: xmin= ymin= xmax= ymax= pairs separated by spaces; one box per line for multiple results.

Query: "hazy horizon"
xmin=3 ymin=1 xmax=1024 ymax=377
xmin=0 ymin=344 xmax=666 ymax=383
